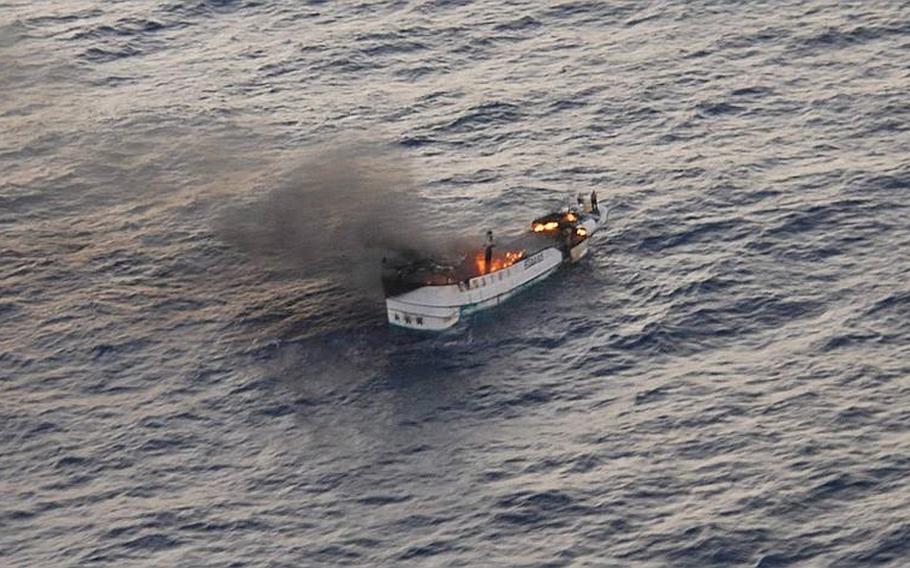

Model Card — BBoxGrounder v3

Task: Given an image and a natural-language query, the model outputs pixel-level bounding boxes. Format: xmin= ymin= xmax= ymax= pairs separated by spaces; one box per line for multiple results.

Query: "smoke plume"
xmin=217 ymin=143 xmax=451 ymax=298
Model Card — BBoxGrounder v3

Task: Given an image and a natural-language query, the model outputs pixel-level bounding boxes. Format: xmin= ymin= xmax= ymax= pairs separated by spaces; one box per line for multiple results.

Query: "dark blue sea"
xmin=2 ymin=1 xmax=910 ymax=566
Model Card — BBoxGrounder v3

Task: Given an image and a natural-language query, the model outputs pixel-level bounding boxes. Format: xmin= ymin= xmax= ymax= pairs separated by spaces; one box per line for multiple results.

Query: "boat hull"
xmin=384 ymin=206 xmax=605 ymax=330
xmin=386 ymin=246 xmax=564 ymax=330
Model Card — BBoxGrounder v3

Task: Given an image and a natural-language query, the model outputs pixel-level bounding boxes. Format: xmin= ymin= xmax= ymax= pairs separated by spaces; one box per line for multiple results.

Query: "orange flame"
xmin=532 ymin=221 xmax=560 ymax=232
xmin=475 ymin=249 xmax=525 ymax=274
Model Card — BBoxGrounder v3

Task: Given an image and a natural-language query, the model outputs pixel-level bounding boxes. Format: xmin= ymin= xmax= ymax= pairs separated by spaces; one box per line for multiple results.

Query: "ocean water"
xmin=2 ymin=1 xmax=910 ymax=566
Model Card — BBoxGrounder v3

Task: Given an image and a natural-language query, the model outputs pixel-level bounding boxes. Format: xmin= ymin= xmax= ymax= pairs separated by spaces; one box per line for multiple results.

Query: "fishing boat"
xmin=381 ymin=193 xmax=605 ymax=330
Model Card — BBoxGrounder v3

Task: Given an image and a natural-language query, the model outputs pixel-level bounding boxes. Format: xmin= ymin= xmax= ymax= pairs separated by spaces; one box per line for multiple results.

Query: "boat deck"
xmin=448 ymin=231 xmax=560 ymax=282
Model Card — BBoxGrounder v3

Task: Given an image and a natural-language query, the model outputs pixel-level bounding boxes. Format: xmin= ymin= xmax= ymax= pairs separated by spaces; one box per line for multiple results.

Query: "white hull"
xmin=385 ymin=213 xmax=603 ymax=330
xmin=386 ymin=247 xmax=564 ymax=330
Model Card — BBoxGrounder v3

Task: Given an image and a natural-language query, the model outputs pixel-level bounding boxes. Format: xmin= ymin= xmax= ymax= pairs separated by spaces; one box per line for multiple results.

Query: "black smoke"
xmin=217 ymin=143 xmax=456 ymax=298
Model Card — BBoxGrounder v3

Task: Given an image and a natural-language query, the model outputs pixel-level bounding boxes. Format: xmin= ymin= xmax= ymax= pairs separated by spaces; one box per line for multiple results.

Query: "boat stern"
xmin=386 ymin=298 xmax=460 ymax=330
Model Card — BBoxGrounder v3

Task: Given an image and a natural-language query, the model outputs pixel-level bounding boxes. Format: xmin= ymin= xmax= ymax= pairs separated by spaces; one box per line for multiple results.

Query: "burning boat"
xmin=381 ymin=193 xmax=605 ymax=330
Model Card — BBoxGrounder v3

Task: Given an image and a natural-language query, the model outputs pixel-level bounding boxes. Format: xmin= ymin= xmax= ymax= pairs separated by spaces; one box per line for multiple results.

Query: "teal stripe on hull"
xmin=459 ymin=262 xmax=561 ymax=317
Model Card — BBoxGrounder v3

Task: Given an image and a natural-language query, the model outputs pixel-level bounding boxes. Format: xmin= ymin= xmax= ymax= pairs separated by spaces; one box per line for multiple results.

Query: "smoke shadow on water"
xmin=266 ymin=328 xmax=491 ymax=431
